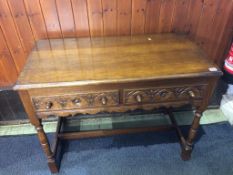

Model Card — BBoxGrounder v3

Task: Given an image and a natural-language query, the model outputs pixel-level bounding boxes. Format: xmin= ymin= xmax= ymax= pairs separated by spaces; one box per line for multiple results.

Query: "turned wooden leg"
xmin=18 ymin=91 xmax=59 ymax=173
xmin=181 ymin=110 xmax=203 ymax=160
xmin=35 ymin=121 xmax=59 ymax=173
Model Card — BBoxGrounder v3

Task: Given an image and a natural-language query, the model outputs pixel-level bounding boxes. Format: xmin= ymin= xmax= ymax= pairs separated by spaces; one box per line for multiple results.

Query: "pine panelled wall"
xmin=0 ymin=0 xmax=232 ymax=122
xmin=0 ymin=0 xmax=232 ymax=87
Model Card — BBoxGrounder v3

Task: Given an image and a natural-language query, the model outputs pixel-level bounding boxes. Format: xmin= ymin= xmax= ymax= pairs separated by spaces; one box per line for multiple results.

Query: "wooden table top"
xmin=15 ymin=34 xmax=222 ymax=90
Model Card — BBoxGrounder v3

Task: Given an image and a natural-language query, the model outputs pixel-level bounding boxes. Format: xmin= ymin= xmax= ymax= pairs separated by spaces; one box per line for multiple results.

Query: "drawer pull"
xmin=188 ymin=91 xmax=195 ymax=98
xmin=32 ymin=90 xmax=119 ymax=111
xmin=45 ymin=101 xmax=53 ymax=109
xmin=101 ymin=97 xmax=107 ymax=105
xmin=59 ymin=100 xmax=67 ymax=107
xmin=136 ymin=94 xmax=142 ymax=103
xmin=72 ymin=98 xmax=81 ymax=105
xmin=34 ymin=102 xmax=40 ymax=109
xmin=160 ymin=91 xmax=168 ymax=97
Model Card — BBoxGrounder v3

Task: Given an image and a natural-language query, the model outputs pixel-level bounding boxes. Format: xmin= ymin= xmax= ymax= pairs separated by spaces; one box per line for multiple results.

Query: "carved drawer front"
xmin=32 ymin=90 xmax=119 ymax=112
xmin=123 ymin=85 xmax=206 ymax=105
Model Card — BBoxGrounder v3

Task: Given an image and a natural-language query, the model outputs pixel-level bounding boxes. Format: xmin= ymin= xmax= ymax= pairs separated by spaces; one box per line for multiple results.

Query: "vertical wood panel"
xmin=0 ymin=28 xmax=17 ymax=87
xmin=117 ymin=0 xmax=132 ymax=36
xmin=0 ymin=0 xmax=26 ymax=72
xmin=71 ymin=0 xmax=90 ymax=37
xmin=0 ymin=62 xmax=9 ymax=86
xmin=145 ymin=0 xmax=162 ymax=34
xmin=56 ymin=0 xmax=76 ymax=37
xmin=172 ymin=0 xmax=190 ymax=33
xmin=185 ymin=0 xmax=203 ymax=38
xmin=102 ymin=0 xmax=117 ymax=36
xmin=212 ymin=6 xmax=233 ymax=65
xmin=87 ymin=0 xmax=103 ymax=37
xmin=158 ymin=0 xmax=175 ymax=33
xmin=131 ymin=0 xmax=147 ymax=34
xmin=7 ymin=0 xmax=35 ymax=53
xmin=40 ymin=0 xmax=62 ymax=38
xmin=0 ymin=0 xmax=232 ymax=87
xmin=207 ymin=0 xmax=233 ymax=62
xmin=195 ymin=0 xmax=218 ymax=51
xmin=0 ymin=27 xmax=18 ymax=86
xmin=24 ymin=0 xmax=48 ymax=40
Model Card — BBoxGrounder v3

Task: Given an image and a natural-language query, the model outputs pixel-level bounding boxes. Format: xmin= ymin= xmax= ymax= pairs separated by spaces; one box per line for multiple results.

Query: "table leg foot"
xmin=166 ymin=108 xmax=193 ymax=161
xmin=181 ymin=110 xmax=203 ymax=161
xmin=181 ymin=145 xmax=192 ymax=161
xmin=35 ymin=123 xmax=60 ymax=173
xmin=48 ymin=161 xmax=59 ymax=173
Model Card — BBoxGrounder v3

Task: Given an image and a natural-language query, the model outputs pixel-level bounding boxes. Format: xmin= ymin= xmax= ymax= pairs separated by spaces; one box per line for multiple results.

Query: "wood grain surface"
xmin=15 ymin=33 xmax=222 ymax=172
xmin=0 ymin=0 xmax=232 ymax=87
xmin=14 ymin=34 xmax=222 ymax=90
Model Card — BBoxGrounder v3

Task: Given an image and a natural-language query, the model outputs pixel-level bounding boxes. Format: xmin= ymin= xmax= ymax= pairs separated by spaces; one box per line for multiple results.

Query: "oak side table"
xmin=14 ymin=34 xmax=222 ymax=173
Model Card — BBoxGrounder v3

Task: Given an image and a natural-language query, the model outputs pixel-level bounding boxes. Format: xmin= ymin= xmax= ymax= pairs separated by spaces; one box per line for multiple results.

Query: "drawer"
xmin=32 ymin=90 xmax=119 ymax=112
xmin=123 ymin=85 xmax=206 ymax=105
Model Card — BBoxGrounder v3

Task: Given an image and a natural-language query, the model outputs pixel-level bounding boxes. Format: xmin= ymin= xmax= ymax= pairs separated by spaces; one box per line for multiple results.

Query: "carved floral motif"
xmin=124 ymin=85 xmax=206 ymax=104
xmin=32 ymin=85 xmax=206 ymax=115
xmin=32 ymin=91 xmax=119 ymax=111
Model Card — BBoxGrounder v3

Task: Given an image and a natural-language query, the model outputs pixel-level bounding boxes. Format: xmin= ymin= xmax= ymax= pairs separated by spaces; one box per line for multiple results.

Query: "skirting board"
xmin=0 ymin=109 xmax=227 ymax=136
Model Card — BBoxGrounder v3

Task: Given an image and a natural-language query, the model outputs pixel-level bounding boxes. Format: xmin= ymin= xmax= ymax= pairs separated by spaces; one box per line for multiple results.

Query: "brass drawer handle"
xmin=160 ymin=91 xmax=168 ymax=98
xmin=59 ymin=100 xmax=67 ymax=107
xmin=188 ymin=90 xmax=195 ymax=98
xmin=45 ymin=101 xmax=53 ymax=109
xmin=34 ymin=102 xmax=40 ymax=109
xmin=101 ymin=97 xmax=107 ymax=105
xmin=136 ymin=94 xmax=142 ymax=103
xmin=72 ymin=98 xmax=81 ymax=105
